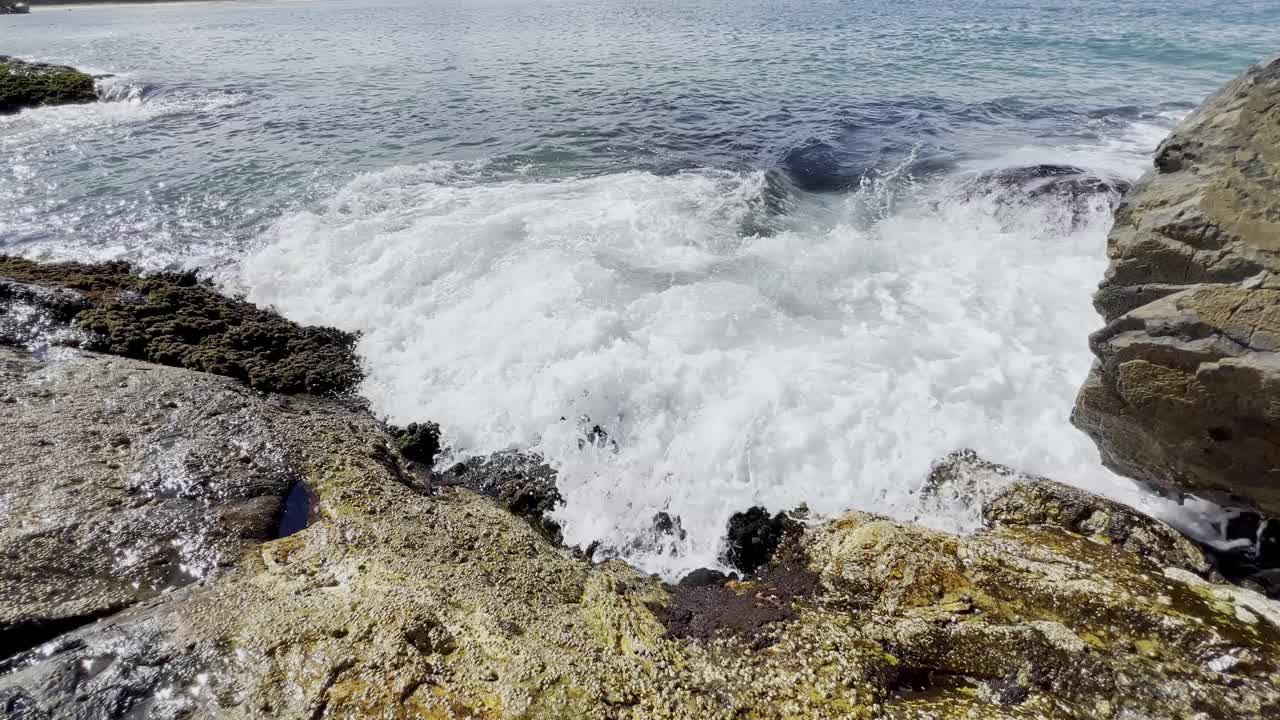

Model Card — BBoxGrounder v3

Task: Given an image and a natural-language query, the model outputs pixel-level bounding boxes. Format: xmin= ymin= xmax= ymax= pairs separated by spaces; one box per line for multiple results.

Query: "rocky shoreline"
xmin=1 ymin=59 xmax=1280 ymax=719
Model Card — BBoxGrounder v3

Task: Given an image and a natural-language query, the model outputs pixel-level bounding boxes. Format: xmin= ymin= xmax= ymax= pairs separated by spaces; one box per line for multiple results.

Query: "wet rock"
xmin=721 ymin=506 xmax=801 ymax=576
xmin=437 ymin=450 xmax=564 ymax=542
xmin=1212 ymin=514 xmax=1280 ymax=597
xmin=0 ymin=590 xmax=205 ymax=720
xmin=0 ymin=344 xmax=376 ymax=663
xmin=0 ymin=257 xmax=362 ymax=395
xmin=3 ymin=386 xmax=1280 ymax=718
xmin=388 ymin=420 xmax=441 ymax=466
xmin=1073 ymin=56 xmax=1280 ymax=515
xmin=0 ymin=278 xmax=90 ymax=348
xmin=917 ymin=448 xmax=1024 ymax=517
xmin=984 ymin=473 xmax=1213 ymax=576
xmin=0 ymin=56 xmax=97 ymax=115
xmin=676 ymin=568 xmax=734 ymax=587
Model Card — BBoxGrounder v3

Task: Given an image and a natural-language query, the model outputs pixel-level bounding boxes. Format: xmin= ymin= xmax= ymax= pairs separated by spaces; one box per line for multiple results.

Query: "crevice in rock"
xmin=0 ymin=605 xmax=125 ymax=667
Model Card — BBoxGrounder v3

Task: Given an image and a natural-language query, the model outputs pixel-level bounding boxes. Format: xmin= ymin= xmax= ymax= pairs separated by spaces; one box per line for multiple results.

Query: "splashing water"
xmin=239 ymin=141 xmax=1212 ymax=577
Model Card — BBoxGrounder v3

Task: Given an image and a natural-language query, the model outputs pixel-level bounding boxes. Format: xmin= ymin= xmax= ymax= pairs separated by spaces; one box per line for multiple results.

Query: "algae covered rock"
xmin=0 ymin=257 xmax=362 ymax=395
xmin=0 ymin=56 xmax=97 ymax=114
xmin=1074 ymin=56 xmax=1280 ymax=514
xmin=5 ymin=439 xmax=1279 ymax=719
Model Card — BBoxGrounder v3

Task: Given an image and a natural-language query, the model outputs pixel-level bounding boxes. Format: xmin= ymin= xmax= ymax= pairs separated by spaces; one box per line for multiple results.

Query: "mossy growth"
xmin=0 ymin=56 xmax=97 ymax=115
xmin=0 ymin=256 xmax=363 ymax=395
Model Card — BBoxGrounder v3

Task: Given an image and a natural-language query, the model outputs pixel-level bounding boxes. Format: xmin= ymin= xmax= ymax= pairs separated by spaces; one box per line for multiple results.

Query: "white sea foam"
xmin=240 ymin=124 xmax=1218 ymax=578
xmin=0 ymin=76 xmax=244 ymax=151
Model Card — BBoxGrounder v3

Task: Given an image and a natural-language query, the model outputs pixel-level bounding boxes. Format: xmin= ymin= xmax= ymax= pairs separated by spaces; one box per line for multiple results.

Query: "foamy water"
xmin=4 ymin=0 xmax=1274 ymax=577
xmin=238 ymin=127 xmax=1217 ymax=575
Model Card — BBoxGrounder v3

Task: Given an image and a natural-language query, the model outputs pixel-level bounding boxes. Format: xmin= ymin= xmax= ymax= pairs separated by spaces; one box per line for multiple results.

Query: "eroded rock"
xmin=1074 ymin=56 xmax=1280 ymax=514
xmin=0 ymin=56 xmax=97 ymax=115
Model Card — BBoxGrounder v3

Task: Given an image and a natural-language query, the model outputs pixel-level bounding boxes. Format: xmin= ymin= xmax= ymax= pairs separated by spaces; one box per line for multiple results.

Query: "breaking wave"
xmin=239 ymin=116 xmax=1220 ymax=578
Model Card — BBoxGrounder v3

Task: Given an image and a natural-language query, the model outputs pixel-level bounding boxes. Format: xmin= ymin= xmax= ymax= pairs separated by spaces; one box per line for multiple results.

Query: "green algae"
xmin=0 ymin=256 xmax=362 ymax=395
xmin=0 ymin=56 xmax=97 ymax=114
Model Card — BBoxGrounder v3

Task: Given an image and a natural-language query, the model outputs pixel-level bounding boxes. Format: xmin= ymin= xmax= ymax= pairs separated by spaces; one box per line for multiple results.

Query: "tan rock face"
xmin=1075 ymin=56 xmax=1280 ymax=513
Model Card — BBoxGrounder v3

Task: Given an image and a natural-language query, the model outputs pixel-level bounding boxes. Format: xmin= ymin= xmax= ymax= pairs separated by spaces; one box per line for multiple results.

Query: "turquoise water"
xmin=2 ymin=0 xmax=1276 ymax=574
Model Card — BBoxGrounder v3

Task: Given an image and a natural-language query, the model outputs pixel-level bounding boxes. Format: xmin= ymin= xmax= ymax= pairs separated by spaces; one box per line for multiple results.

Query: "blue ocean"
xmin=3 ymin=0 xmax=1277 ymax=575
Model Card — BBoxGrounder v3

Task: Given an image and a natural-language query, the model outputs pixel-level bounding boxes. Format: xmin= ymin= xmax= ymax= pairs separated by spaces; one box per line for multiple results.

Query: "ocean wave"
xmin=239 ymin=127 xmax=1217 ymax=578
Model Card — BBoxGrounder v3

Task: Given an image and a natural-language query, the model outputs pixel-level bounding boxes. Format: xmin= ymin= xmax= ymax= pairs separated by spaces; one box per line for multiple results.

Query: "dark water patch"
xmin=0 ymin=604 xmax=125 ymax=669
xmin=654 ymin=565 xmax=818 ymax=648
xmin=274 ymin=480 xmax=315 ymax=538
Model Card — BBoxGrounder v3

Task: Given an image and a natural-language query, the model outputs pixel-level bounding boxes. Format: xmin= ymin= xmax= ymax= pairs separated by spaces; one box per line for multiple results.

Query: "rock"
xmin=0 ymin=345 xmax=378 ymax=662
xmin=0 ymin=278 xmax=91 ymax=349
xmin=675 ymin=568 xmax=734 ymax=587
xmin=1073 ymin=56 xmax=1280 ymax=514
xmin=2 ymin=377 xmax=1280 ymax=718
xmin=721 ymin=506 xmax=802 ymax=576
xmin=984 ymin=475 xmax=1213 ymax=577
xmin=0 ymin=56 xmax=97 ymax=115
xmin=959 ymin=164 xmax=1132 ymax=227
xmin=387 ymin=421 xmax=441 ymax=466
xmin=436 ymin=449 xmax=564 ymax=542
xmin=916 ymin=448 xmax=1024 ymax=518
xmin=0 ymin=257 xmax=363 ymax=395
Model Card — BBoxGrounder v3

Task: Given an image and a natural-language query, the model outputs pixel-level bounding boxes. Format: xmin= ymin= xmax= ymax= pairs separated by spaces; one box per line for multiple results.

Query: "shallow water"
xmin=3 ymin=0 xmax=1277 ymax=576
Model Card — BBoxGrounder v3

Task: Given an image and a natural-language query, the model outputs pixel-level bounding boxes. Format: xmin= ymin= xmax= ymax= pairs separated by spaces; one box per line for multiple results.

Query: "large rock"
xmin=4 ymin=434 xmax=1279 ymax=719
xmin=0 ymin=345 xmax=384 ymax=663
xmin=1074 ymin=56 xmax=1280 ymax=514
xmin=0 ymin=56 xmax=97 ymax=115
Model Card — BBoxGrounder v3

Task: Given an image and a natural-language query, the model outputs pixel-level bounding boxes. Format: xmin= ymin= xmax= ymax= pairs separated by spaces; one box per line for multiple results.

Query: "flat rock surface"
xmin=1075 ymin=56 xmax=1280 ymax=514
xmin=0 ymin=345 xmax=374 ymax=661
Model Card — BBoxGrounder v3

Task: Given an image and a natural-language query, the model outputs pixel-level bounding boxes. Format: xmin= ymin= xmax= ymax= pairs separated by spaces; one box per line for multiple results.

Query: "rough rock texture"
xmin=721 ymin=506 xmax=802 ymax=577
xmin=0 ymin=345 xmax=379 ymax=662
xmin=0 ymin=56 xmax=97 ymax=115
xmin=436 ymin=450 xmax=565 ymax=541
xmin=3 ymin=399 xmax=1279 ymax=720
xmin=1073 ymin=57 xmax=1280 ymax=514
xmin=0 ymin=257 xmax=363 ymax=395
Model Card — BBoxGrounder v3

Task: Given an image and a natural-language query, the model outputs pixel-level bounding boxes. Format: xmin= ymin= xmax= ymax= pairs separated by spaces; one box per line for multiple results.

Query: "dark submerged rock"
xmin=389 ymin=421 xmax=442 ymax=466
xmin=437 ymin=450 xmax=564 ymax=542
xmin=656 ymin=565 xmax=819 ymax=649
xmin=0 ymin=56 xmax=97 ymax=115
xmin=0 ymin=257 xmax=362 ymax=395
xmin=722 ymin=505 xmax=802 ymax=576
xmin=676 ymin=568 xmax=735 ymax=588
xmin=965 ymin=163 xmax=1132 ymax=202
